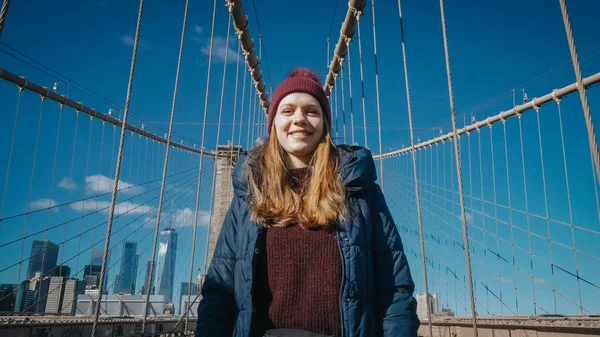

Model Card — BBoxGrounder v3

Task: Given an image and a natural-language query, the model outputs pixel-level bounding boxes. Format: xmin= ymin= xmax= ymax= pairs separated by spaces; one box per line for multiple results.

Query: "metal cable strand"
xmin=14 ymin=97 xmax=45 ymax=311
xmin=238 ymin=69 xmax=248 ymax=146
xmin=230 ymin=39 xmax=241 ymax=147
xmin=251 ymin=83 xmax=258 ymax=146
xmin=72 ymin=117 xmax=93 ymax=297
xmin=488 ymin=126 xmax=503 ymax=315
xmin=517 ymin=115 xmax=538 ymax=314
xmin=141 ymin=0 xmax=188 ymax=331
xmin=501 ymin=122 xmax=519 ymax=314
xmin=227 ymin=41 xmax=242 ymax=204
xmin=476 ymin=130 xmax=490 ymax=314
xmin=92 ymin=0 xmax=145 ymax=335
xmin=372 ymin=0 xmax=384 ymax=191
xmin=558 ymin=0 xmax=600 ymax=183
xmin=0 ymin=0 xmax=10 ymax=38
xmin=438 ymin=0 xmax=477 ymax=330
xmin=58 ymin=109 xmax=80 ymax=286
xmin=75 ymin=121 xmax=106 ymax=277
xmin=202 ymin=13 xmax=233 ymax=277
xmin=0 ymin=87 xmax=22 ymax=230
xmin=556 ymin=100 xmax=583 ymax=313
xmin=334 ymin=73 xmax=339 ymax=142
xmin=247 ymin=82 xmax=254 ymax=148
xmin=465 ymin=126 xmax=480 ymax=314
xmin=396 ymin=0 xmax=433 ymax=334
xmin=340 ymin=59 xmax=347 ymax=144
xmin=345 ymin=39 xmax=356 ymax=145
xmin=356 ymin=15 xmax=368 ymax=148
xmin=191 ymin=0 xmax=217 ymax=300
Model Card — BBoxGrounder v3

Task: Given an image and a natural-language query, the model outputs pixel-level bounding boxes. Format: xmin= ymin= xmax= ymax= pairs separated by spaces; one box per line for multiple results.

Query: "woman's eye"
xmin=308 ymin=110 xmax=319 ymax=116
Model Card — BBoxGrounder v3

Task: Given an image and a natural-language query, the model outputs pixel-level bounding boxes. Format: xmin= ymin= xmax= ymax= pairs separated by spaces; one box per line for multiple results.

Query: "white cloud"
xmin=145 ymin=208 xmax=211 ymax=228
xmin=194 ymin=25 xmax=203 ymax=34
xmin=120 ymin=34 xmax=151 ymax=50
xmin=31 ymin=199 xmax=58 ymax=212
xmin=58 ymin=177 xmax=77 ymax=190
xmin=70 ymin=200 xmax=152 ymax=216
xmin=85 ymin=175 xmax=144 ymax=195
xmin=172 ymin=208 xmax=211 ymax=227
xmin=201 ymin=36 xmax=237 ymax=63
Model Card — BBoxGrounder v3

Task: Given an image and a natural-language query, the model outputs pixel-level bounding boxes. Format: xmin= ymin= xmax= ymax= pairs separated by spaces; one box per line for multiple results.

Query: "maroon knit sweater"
xmin=251 ymin=168 xmax=342 ymax=337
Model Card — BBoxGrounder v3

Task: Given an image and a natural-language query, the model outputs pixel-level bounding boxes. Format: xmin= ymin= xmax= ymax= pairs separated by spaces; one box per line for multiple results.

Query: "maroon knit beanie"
xmin=267 ymin=68 xmax=331 ymax=133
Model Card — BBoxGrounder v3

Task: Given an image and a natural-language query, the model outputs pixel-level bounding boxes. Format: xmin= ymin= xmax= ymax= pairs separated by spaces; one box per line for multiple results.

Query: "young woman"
xmin=196 ymin=69 xmax=419 ymax=337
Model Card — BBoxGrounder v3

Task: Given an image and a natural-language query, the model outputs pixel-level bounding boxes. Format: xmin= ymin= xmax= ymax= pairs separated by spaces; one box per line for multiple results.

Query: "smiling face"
xmin=273 ymin=92 xmax=325 ymax=168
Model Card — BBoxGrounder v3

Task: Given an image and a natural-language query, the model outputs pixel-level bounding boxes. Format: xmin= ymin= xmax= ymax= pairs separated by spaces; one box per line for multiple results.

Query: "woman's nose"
xmin=292 ymin=110 xmax=307 ymax=124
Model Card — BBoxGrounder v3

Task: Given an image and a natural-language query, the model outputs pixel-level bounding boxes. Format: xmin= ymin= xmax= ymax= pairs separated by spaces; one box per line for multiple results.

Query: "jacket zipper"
xmin=336 ymin=229 xmax=346 ymax=337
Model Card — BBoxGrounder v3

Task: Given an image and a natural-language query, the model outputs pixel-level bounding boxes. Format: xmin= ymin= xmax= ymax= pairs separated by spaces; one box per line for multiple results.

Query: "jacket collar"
xmin=231 ymin=144 xmax=377 ymax=198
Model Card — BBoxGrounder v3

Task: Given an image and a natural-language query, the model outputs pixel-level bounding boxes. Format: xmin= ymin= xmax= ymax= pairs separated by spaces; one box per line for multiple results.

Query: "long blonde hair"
xmin=246 ymin=121 xmax=346 ymax=229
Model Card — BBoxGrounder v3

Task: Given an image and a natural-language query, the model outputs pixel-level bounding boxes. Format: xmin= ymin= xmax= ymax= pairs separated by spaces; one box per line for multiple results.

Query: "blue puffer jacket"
xmin=196 ymin=145 xmax=419 ymax=337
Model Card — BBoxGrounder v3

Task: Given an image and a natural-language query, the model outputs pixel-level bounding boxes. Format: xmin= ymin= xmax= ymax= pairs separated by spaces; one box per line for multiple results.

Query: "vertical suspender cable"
xmin=238 ymin=68 xmax=248 ymax=146
xmin=396 ymin=0 xmax=433 ymax=335
xmin=355 ymin=14 xmax=368 ymax=148
xmin=143 ymin=0 xmax=188 ymax=332
xmin=0 ymin=87 xmax=22 ymax=229
xmin=193 ymin=0 xmax=217 ymax=283
xmin=438 ymin=0 xmax=478 ymax=333
xmin=558 ymin=0 xmax=600 ymax=183
xmin=92 ymin=0 xmax=144 ymax=335
xmin=340 ymin=59 xmax=347 ymax=144
xmin=371 ymin=0 xmax=384 ymax=191
xmin=204 ymin=13 xmax=232 ymax=272
xmin=16 ymin=96 xmax=45 ymax=312
xmin=345 ymin=38 xmax=356 ymax=145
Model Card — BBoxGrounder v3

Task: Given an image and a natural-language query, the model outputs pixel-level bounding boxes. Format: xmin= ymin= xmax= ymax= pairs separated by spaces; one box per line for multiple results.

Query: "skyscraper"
xmin=83 ymin=264 xmax=102 ymax=290
xmin=142 ymin=259 xmax=154 ymax=295
xmin=90 ymin=248 xmax=110 ymax=290
xmin=114 ymin=241 xmax=139 ymax=294
xmin=26 ymin=240 xmax=59 ymax=280
xmin=155 ymin=228 xmax=177 ymax=302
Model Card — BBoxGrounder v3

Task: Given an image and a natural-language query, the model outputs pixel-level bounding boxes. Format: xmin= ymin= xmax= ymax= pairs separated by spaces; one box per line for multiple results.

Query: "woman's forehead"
xmin=278 ymin=92 xmax=320 ymax=107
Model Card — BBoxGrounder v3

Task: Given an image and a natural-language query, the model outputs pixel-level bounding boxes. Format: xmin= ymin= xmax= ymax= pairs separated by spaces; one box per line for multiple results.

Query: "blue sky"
xmin=0 ymin=0 xmax=599 ymax=316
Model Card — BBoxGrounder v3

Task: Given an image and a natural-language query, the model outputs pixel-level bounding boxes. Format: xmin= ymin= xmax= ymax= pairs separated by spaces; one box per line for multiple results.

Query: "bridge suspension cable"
xmin=370 ymin=0 xmax=384 ymax=191
xmin=141 ymin=0 xmax=189 ymax=333
xmin=396 ymin=0 xmax=434 ymax=334
xmin=92 ymin=0 xmax=145 ymax=334
xmin=438 ymin=0 xmax=478 ymax=333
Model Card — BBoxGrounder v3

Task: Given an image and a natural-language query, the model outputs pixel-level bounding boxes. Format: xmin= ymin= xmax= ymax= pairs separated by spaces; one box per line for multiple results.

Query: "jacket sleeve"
xmin=196 ymin=195 xmax=242 ymax=337
xmin=369 ymin=183 xmax=420 ymax=337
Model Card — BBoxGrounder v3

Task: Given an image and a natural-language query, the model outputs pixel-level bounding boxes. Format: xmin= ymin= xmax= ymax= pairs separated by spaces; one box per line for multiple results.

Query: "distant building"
xmin=54 ymin=265 xmax=71 ymax=278
xmin=75 ymin=294 xmax=165 ymax=317
xmin=155 ymin=228 xmax=177 ymax=302
xmin=114 ymin=241 xmax=139 ymax=294
xmin=142 ymin=259 xmax=154 ymax=295
xmin=45 ymin=277 xmax=85 ymax=315
xmin=90 ymin=249 xmax=110 ymax=291
xmin=416 ymin=293 xmax=440 ymax=320
xmin=15 ymin=280 xmax=36 ymax=313
xmin=83 ymin=264 xmax=107 ymax=293
xmin=26 ymin=240 xmax=59 ymax=280
xmin=0 ymin=284 xmax=17 ymax=313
